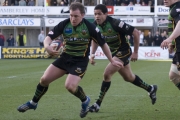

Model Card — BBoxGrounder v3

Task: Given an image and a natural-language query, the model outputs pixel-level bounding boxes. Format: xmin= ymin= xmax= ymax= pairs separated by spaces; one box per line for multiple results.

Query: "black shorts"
xmin=172 ymin=52 xmax=180 ymax=71
xmin=113 ymin=49 xmax=132 ymax=66
xmin=52 ymin=53 xmax=89 ymax=78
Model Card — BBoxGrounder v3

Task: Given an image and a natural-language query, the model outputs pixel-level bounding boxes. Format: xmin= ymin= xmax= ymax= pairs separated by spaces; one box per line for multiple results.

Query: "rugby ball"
xmin=46 ymin=40 xmax=64 ymax=58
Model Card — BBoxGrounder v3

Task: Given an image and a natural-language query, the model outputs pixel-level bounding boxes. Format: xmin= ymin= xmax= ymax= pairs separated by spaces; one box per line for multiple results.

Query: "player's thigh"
xmin=118 ymin=64 xmax=135 ymax=81
xmin=41 ymin=64 xmax=67 ymax=84
xmin=65 ymin=74 xmax=82 ymax=91
xmin=104 ymin=57 xmax=123 ymax=76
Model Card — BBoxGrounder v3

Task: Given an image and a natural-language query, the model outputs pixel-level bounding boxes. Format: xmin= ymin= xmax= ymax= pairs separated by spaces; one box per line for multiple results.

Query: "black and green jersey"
xmin=48 ymin=18 xmax=105 ymax=57
xmin=94 ymin=16 xmax=134 ymax=56
xmin=168 ymin=1 xmax=180 ymax=52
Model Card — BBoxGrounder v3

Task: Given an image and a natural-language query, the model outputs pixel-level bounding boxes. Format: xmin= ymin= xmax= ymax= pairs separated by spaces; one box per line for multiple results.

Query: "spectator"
xmin=103 ymin=0 xmax=114 ymax=5
xmin=157 ymin=0 xmax=163 ymax=5
xmin=148 ymin=0 xmax=154 ymax=12
xmin=58 ymin=0 xmax=64 ymax=6
xmin=122 ymin=0 xmax=130 ymax=6
xmin=141 ymin=1 xmax=147 ymax=6
xmin=51 ymin=0 xmax=57 ymax=6
xmin=127 ymin=35 xmax=134 ymax=46
xmin=128 ymin=1 xmax=134 ymax=6
xmin=163 ymin=30 xmax=168 ymax=38
xmin=14 ymin=0 xmax=19 ymax=5
xmin=38 ymin=30 xmax=45 ymax=47
xmin=153 ymin=31 xmax=163 ymax=46
xmin=16 ymin=31 xmax=27 ymax=46
xmin=19 ymin=0 xmax=26 ymax=6
xmin=144 ymin=31 xmax=153 ymax=46
xmin=116 ymin=0 xmax=122 ymax=6
xmin=143 ymin=0 xmax=149 ymax=4
xmin=28 ymin=0 xmax=35 ymax=6
xmin=62 ymin=0 xmax=68 ymax=6
xmin=161 ymin=32 xmax=167 ymax=41
xmin=3 ymin=0 xmax=8 ymax=6
xmin=6 ymin=34 xmax=15 ymax=46
xmin=139 ymin=30 xmax=144 ymax=46
xmin=38 ymin=0 xmax=43 ymax=6
xmin=134 ymin=0 xmax=141 ymax=6
xmin=0 ymin=32 xmax=5 ymax=46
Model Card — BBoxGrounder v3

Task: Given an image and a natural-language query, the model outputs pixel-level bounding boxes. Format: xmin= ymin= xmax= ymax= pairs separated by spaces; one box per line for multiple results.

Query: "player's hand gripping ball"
xmin=45 ymin=40 xmax=64 ymax=58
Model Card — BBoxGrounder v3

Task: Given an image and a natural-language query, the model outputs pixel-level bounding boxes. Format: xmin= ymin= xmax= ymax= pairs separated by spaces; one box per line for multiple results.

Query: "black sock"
xmin=132 ymin=75 xmax=152 ymax=92
xmin=96 ymin=81 xmax=111 ymax=106
xmin=73 ymin=86 xmax=87 ymax=102
xmin=32 ymin=83 xmax=48 ymax=103
xmin=176 ymin=83 xmax=180 ymax=90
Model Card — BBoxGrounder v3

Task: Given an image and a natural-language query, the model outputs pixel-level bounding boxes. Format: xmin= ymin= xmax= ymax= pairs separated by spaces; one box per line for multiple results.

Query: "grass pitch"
xmin=0 ymin=59 xmax=179 ymax=120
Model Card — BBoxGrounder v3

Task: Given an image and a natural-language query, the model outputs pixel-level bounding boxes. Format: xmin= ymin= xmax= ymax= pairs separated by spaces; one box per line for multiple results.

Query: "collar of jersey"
xmin=170 ymin=1 xmax=180 ymax=8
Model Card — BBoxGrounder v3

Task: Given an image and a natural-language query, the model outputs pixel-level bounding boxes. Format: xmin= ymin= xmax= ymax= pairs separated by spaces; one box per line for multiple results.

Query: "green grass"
xmin=0 ymin=59 xmax=179 ymax=120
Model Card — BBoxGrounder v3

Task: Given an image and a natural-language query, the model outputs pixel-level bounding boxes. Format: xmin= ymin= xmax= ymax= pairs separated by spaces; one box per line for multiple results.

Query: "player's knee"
xmin=123 ymin=74 xmax=135 ymax=82
xmin=103 ymin=72 xmax=112 ymax=81
xmin=40 ymin=76 xmax=49 ymax=86
xmin=65 ymin=83 xmax=76 ymax=93
xmin=169 ymin=72 xmax=180 ymax=84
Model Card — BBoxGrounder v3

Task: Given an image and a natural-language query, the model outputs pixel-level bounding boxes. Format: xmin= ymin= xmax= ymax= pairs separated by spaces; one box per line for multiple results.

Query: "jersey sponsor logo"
xmin=65 ymin=28 xmax=72 ymax=34
xmin=176 ymin=8 xmax=180 ymax=12
xmin=75 ymin=67 xmax=82 ymax=73
xmin=48 ymin=31 xmax=54 ymax=35
xmin=118 ymin=21 xmax=124 ymax=28
xmin=95 ymin=27 xmax=100 ymax=32
xmin=81 ymin=29 xmax=87 ymax=35
xmin=108 ymin=28 xmax=112 ymax=33
xmin=66 ymin=37 xmax=89 ymax=42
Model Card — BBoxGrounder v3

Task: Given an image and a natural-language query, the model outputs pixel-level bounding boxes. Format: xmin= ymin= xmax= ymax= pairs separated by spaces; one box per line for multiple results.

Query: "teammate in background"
xmin=161 ymin=0 xmax=180 ymax=90
xmin=88 ymin=4 xmax=158 ymax=112
xmin=16 ymin=2 xmax=123 ymax=118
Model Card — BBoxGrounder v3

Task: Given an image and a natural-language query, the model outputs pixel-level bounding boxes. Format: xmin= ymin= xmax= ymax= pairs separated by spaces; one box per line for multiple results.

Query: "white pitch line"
xmin=7 ymin=76 xmax=17 ymax=78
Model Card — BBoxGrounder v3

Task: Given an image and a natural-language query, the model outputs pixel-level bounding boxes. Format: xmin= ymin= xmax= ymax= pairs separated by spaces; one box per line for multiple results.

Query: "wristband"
xmin=91 ymin=54 xmax=95 ymax=58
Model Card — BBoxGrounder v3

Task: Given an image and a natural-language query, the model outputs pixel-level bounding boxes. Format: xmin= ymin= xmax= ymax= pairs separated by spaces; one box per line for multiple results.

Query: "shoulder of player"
xmin=170 ymin=2 xmax=180 ymax=16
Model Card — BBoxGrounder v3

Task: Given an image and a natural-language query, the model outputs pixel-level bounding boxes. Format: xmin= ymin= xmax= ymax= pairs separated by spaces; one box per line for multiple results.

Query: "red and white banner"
xmin=93 ymin=47 xmax=169 ymax=60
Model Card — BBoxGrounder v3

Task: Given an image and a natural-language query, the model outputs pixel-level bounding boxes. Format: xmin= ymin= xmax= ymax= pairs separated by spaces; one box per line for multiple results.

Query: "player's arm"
xmin=168 ymin=21 xmax=180 ymax=41
xmin=90 ymin=40 xmax=98 ymax=65
xmin=44 ymin=19 xmax=68 ymax=55
xmin=112 ymin=19 xmax=139 ymax=61
xmin=132 ymin=28 xmax=140 ymax=53
xmin=161 ymin=9 xmax=180 ymax=49
xmin=88 ymin=23 xmax=123 ymax=68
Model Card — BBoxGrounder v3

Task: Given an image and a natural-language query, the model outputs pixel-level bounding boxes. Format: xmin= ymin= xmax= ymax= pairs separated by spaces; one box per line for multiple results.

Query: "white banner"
xmin=0 ymin=6 xmax=153 ymax=15
xmin=156 ymin=6 xmax=169 ymax=15
xmin=135 ymin=47 xmax=169 ymax=60
xmin=45 ymin=18 xmax=66 ymax=27
xmin=114 ymin=6 xmax=152 ymax=15
xmin=120 ymin=18 xmax=153 ymax=27
xmin=93 ymin=47 xmax=169 ymax=60
xmin=0 ymin=18 xmax=41 ymax=26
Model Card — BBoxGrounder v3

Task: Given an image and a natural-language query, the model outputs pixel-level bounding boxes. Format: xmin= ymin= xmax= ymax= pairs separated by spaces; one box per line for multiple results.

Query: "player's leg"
xmin=118 ymin=64 xmax=157 ymax=105
xmin=17 ymin=63 xmax=67 ymax=112
xmin=169 ymin=64 xmax=180 ymax=89
xmin=65 ymin=74 xmax=90 ymax=118
xmin=66 ymin=57 xmax=90 ymax=118
xmin=89 ymin=57 xmax=122 ymax=112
